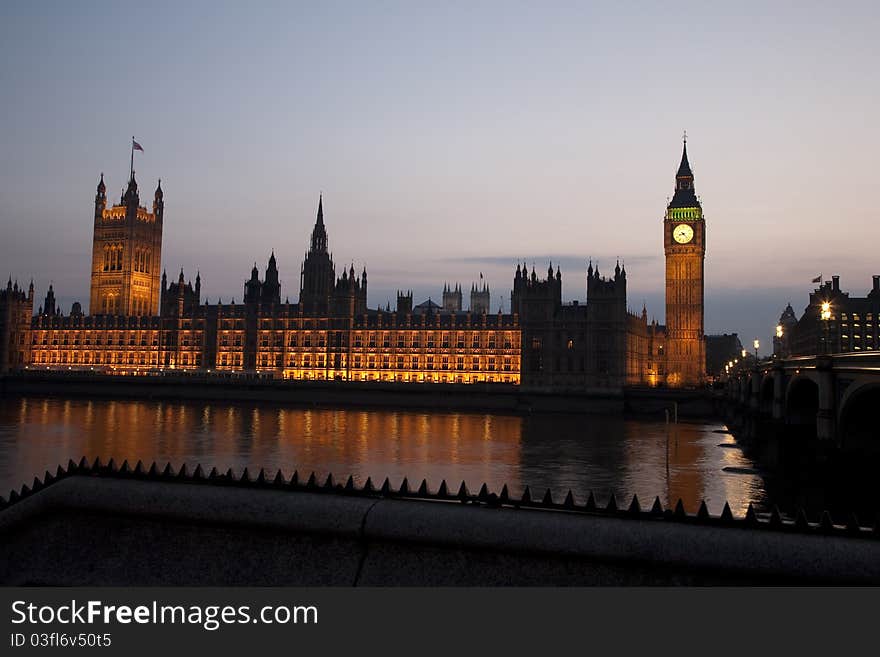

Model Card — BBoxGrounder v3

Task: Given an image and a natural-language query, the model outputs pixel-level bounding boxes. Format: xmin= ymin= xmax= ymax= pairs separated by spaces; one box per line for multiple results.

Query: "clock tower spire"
xmin=663 ymin=134 xmax=706 ymax=387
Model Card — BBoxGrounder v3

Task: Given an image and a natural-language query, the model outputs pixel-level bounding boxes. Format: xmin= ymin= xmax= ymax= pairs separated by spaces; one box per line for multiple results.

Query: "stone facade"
xmin=663 ymin=139 xmax=706 ymax=387
xmin=89 ymin=173 xmax=163 ymax=317
xmin=0 ymin=279 xmax=34 ymax=374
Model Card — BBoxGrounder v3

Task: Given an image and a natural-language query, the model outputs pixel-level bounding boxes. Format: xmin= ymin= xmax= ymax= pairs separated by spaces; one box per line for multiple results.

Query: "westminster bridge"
xmin=724 ymin=352 xmax=880 ymax=452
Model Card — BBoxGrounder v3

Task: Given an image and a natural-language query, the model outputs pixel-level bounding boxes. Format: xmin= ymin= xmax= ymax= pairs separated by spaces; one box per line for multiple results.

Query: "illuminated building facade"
xmin=89 ymin=172 xmax=164 ymax=317
xmin=0 ymin=278 xmax=34 ymax=374
xmin=13 ymin=141 xmax=716 ymax=390
xmin=784 ymin=275 xmax=880 ymax=356
xmin=663 ymin=137 xmax=706 ymax=386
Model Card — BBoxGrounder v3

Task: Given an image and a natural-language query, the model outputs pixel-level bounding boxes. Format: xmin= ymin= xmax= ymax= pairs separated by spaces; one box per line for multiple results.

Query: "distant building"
xmin=0 ymin=278 xmax=33 ymax=374
xmin=441 ymin=284 xmax=462 ymax=312
xmin=706 ymin=333 xmax=744 ymax=377
xmin=470 ymin=279 xmax=490 ymax=314
xmin=772 ymin=304 xmax=797 ymax=358
xmin=784 ymin=275 xmax=880 ymax=355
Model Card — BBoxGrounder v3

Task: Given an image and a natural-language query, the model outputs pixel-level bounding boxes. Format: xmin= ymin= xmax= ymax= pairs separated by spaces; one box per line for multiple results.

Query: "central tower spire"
xmin=310 ymin=194 xmax=328 ymax=253
xmin=300 ymin=193 xmax=335 ymax=314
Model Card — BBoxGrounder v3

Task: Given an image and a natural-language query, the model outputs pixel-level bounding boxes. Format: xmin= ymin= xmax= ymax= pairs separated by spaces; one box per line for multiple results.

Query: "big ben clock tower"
xmin=664 ymin=134 xmax=706 ymax=387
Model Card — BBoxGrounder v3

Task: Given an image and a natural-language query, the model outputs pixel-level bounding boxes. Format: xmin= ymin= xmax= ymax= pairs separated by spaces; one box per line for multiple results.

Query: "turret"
xmin=153 ymin=179 xmax=164 ymax=222
xmin=262 ymin=252 xmax=281 ymax=304
xmin=397 ymin=289 xmax=413 ymax=314
xmin=95 ymin=173 xmax=107 ymax=220
xmin=43 ymin=284 xmax=56 ymax=316
xmin=123 ymin=170 xmax=139 ymax=209
xmin=245 ymin=262 xmax=261 ymax=304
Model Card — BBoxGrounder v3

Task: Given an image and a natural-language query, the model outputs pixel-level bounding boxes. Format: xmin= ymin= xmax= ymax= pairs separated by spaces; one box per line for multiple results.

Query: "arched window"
xmin=103 ymin=245 xmax=110 ymax=271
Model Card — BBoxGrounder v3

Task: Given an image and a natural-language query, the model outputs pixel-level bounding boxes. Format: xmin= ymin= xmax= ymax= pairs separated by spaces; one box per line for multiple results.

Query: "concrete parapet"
xmin=2 ymin=463 xmax=879 ymax=585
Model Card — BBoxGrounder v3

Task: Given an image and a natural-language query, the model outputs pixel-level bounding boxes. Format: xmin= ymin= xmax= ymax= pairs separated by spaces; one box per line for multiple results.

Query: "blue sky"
xmin=2 ymin=1 xmax=879 ymax=353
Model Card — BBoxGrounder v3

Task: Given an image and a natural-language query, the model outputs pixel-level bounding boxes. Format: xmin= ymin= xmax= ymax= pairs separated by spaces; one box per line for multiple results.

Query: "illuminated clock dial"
xmin=673 ymin=223 xmax=694 ymax=244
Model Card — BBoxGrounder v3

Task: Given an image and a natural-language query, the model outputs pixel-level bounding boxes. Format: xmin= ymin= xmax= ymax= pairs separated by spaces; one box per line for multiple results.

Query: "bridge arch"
xmin=838 ymin=382 xmax=880 ymax=454
xmin=785 ymin=374 xmax=819 ymax=439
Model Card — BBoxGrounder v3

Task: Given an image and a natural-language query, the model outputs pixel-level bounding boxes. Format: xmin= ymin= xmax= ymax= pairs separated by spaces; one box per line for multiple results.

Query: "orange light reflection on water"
xmin=0 ymin=396 xmax=768 ymax=514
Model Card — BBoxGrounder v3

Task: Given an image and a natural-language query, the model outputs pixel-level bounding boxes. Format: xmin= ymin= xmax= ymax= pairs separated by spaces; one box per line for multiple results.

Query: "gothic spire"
xmin=310 ymin=194 xmax=328 ymax=253
xmin=668 ymin=133 xmax=700 ymax=209
xmin=676 ymin=133 xmax=693 ymax=178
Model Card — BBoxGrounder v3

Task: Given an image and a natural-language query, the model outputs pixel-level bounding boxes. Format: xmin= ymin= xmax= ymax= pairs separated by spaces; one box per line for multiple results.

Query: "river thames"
xmin=0 ymin=395 xmax=778 ymax=515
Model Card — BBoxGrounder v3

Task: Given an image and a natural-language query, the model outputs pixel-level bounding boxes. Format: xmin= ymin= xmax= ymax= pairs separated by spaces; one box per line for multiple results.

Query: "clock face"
xmin=673 ymin=223 xmax=694 ymax=244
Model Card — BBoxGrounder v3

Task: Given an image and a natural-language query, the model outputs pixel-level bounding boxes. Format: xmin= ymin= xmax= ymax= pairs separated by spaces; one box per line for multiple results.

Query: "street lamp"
xmin=820 ymin=301 xmax=832 ymax=354
xmin=753 ymin=339 xmax=760 ymax=364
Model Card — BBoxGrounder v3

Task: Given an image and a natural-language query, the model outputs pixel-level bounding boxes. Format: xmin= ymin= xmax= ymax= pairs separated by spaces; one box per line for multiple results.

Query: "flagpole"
xmin=130 ymin=136 xmax=135 ymax=181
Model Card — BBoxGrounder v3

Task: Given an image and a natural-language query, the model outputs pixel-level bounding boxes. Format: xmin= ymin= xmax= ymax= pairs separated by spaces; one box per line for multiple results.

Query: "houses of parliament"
xmin=1 ymin=141 xmax=708 ymax=390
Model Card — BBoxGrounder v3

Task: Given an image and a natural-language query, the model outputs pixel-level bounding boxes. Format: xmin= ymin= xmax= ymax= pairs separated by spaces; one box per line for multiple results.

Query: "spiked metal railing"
xmin=1 ymin=457 xmax=877 ymax=539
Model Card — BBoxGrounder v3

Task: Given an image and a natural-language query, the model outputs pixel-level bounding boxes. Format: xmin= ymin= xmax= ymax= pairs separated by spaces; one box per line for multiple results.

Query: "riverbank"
xmin=0 ymin=371 xmax=719 ymax=417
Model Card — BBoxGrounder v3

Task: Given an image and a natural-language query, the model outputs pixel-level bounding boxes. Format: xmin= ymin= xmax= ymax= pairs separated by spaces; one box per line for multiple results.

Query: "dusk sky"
xmin=2 ymin=1 xmax=878 ymax=353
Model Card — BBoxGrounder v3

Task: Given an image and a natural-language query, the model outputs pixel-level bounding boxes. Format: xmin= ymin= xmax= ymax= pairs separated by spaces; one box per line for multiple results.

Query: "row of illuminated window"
xmin=252 ymin=354 xmax=517 ymax=370
xmin=28 ymin=330 xmax=519 ymax=351
xmin=255 ymin=332 xmax=518 ymax=349
xmin=281 ymin=371 xmax=519 ymax=384
xmin=31 ymin=331 xmax=206 ymax=347
xmin=33 ymin=332 xmax=159 ymax=346
xmin=34 ymin=351 xmax=161 ymax=366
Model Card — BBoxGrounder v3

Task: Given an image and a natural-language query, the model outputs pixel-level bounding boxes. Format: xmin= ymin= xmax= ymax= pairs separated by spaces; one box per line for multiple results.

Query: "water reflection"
xmin=0 ymin=396 xmax=766 ymax=515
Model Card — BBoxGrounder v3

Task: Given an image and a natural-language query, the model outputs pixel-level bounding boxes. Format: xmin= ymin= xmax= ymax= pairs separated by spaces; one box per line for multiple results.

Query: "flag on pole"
xmin=812 ymin=274 xmax=822 ymax=283
xmin=132 ymin=139 xmax=144 ymax=152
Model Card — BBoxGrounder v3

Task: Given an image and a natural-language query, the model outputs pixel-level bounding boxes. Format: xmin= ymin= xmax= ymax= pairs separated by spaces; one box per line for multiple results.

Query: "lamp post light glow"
xmin=820 ymin=300 xmax=832 ymax=353
xmin=774 ymin=324 xmax=784 ymax=359
xmin=753 ymin=339 xmax=760 ymax=364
